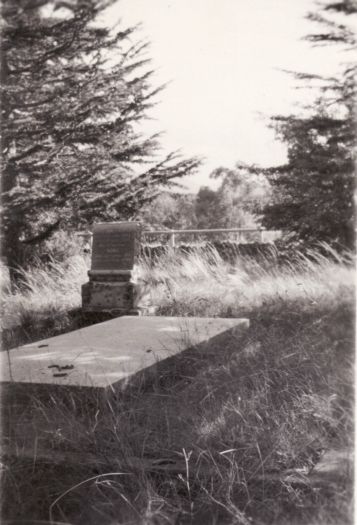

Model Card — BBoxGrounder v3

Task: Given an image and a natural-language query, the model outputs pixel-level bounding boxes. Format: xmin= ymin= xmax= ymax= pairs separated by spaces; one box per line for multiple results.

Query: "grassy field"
xmin=1 ymin=245 xmax=355 ymax=524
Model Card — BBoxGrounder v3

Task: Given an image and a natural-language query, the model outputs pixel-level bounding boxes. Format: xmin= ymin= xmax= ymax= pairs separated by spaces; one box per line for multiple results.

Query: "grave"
xmin=82 ymin=221 xmax=141 ymax=314
xmin=1 ymin=315 xmax=249 ymax=476
xmin=0 ymin=316 xmax=249 ymax=392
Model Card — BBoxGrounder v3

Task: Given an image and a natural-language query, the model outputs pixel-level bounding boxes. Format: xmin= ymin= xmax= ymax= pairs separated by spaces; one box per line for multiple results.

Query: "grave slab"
xmin=0 ymin=316 xmax=249 ymax=391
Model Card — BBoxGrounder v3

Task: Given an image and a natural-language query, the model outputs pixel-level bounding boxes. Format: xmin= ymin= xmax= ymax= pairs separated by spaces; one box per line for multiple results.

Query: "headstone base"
xmin=82 ymin=281 xmax=135 ymax=312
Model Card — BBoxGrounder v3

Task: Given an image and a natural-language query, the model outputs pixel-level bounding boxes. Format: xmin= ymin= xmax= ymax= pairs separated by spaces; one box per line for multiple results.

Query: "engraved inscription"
xmin=92 ymin=230 xmax=136 ymax=270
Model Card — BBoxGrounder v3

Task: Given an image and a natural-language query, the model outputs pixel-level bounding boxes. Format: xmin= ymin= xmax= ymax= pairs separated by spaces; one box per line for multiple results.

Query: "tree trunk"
xmin=1 ymin=161 xmax=25 ymax=281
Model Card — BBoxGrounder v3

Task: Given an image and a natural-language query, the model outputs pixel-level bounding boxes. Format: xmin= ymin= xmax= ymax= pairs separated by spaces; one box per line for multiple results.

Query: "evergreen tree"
xmin=1 ymin=0 xmax=200 ymax=269
xmin=262 ymin=0 xmax=356 ymax=248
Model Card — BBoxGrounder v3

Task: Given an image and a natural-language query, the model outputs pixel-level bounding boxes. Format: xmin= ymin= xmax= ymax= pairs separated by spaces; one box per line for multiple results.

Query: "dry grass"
xmin=1 ymin=243 xmax=352 ymax=331
xmin=1 ymin=255 xmax=89 ymax=348
xmin=1 ymin=255 xmax=88 ymax=329
xmin=1 ymin=245 xmax=355 ymax=524
xmin=138 ymin=243 xmax=353 ymax=318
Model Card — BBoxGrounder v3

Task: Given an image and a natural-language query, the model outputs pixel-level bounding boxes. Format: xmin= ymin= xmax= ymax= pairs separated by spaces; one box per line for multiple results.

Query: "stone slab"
xmin=0 ymin=316 xmax=249 ymax=390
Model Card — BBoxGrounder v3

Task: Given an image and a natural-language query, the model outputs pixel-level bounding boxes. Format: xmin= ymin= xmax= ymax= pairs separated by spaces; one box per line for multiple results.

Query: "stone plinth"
xmin=82 ymin=281 xmax=135 ymax=312
xmin=82 ymin=222 xmax=141 ymax=313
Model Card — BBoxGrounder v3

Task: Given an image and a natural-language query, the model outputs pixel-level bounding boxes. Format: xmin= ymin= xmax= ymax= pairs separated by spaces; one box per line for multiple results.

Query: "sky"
xmin=103 ymin=0 xmax=345 ymax=192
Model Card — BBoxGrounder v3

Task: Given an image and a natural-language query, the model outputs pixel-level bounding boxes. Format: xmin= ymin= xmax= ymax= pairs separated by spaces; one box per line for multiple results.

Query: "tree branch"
xmin=22 ymin=219 xmax=61 ymax=245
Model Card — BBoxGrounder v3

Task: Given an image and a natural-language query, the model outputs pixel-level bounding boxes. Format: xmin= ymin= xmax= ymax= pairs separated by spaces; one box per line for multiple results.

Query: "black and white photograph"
xmin=0 ymin=0 xmax=355 ymax=523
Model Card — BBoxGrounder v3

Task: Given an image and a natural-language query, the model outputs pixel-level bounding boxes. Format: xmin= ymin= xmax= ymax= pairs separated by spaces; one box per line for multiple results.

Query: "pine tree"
xmin=262 ymin=0 xmax=356 ymax=248
xmin=1 ymin=0 xmax=200 ymax=270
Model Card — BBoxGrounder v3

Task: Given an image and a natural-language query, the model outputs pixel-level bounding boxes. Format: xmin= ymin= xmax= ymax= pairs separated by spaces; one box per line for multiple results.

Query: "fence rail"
xmin=142 ymin=228 xmax=266 ymax=247
xmin=76 ymin=228 xmax=281 ymax=248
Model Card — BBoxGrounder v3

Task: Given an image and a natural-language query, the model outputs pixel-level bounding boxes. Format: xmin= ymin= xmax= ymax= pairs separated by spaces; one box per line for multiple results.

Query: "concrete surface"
xmin=1 ymin=316 xmax=249 ymax=390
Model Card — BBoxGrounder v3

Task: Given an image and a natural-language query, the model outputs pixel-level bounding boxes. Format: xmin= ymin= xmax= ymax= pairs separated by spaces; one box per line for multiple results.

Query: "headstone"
xmin=82 ymin=222 xmax=141 ymax=314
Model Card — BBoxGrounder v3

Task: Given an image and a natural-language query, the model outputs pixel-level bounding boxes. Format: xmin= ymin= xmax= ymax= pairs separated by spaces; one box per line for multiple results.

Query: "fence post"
xmin=169 ymin=232 xmax=176 ymax=249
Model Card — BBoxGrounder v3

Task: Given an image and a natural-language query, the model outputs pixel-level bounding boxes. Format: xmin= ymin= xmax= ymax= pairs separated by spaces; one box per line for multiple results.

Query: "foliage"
xmin=194 ymin=186 xmax=225 ymax=228
xmin=133 ymin=161 xmax=272 ymax=231
xmin=194 ymin=163 xmax=270 ymax=230
xmin=1 ymin=0 xmax=200 ymax=268
xmin=211 ymin=163 xmax=271 ymax=227
xmin=263 ymin=107 xmax=355 ymax=246
xmin=262 ymin=0 xmax=356 ymax=248
xmin=137 ymin=191 xmax=198 ymax=230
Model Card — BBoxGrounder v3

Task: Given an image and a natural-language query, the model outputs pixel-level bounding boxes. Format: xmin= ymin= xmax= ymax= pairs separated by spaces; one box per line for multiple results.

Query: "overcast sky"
xmin=104 ymin=0 xmax=345 ymax=192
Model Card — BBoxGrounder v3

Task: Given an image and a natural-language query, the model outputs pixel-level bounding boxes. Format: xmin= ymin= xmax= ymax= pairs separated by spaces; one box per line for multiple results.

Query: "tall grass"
xmin=138 ymin=243 xmax=354 ymax=317
xmin=2 ymin=243 xmax=353 ymax=335
xmin=1 ymin=255 xmax=88 ymax=347
xmin=1 ymin=244 xmax=355 ymax=524
xmin=1 ymin=229 xmax=90 ymax=333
